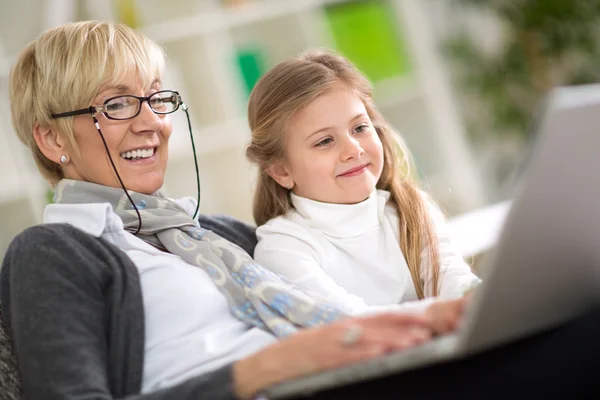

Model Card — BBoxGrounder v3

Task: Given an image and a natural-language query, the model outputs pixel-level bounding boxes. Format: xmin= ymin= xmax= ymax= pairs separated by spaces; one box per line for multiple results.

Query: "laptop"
xmin=264 ymin=84 xmax=600 ymax=399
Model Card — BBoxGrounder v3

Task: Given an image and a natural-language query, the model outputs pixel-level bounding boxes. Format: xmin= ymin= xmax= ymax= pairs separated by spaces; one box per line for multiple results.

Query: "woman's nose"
xmin=132 ymin=102 xmax=163 ymax=133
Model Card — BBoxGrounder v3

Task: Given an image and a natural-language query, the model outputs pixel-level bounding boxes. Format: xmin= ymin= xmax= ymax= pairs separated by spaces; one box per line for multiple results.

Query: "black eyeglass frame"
xmin=50 ymin=90 xmax=182 ymax=120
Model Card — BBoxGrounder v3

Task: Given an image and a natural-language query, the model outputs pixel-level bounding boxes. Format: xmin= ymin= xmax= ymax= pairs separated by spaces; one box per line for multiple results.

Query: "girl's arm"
xmin=421 ymin=200 xmax=482 ymax=299
xmin=254 ymin=225 xmax=437 ymax=315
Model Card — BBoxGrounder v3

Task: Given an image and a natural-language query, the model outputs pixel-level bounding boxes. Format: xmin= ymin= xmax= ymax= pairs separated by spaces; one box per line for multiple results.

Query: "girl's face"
xmin=276 ymin=84 xmax=384 ymax=204
xmin=63 ymin=73 xmax=172 ymax=195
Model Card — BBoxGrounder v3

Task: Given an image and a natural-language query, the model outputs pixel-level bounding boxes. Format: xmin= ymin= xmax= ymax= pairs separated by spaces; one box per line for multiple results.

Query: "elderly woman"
xmin=2 ymin=20 xmax=600 ymax=400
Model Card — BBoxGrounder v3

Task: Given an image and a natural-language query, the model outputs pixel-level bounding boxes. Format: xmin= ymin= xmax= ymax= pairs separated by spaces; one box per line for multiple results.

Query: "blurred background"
xmin=1 ymin=0 xmax=598 ymax=259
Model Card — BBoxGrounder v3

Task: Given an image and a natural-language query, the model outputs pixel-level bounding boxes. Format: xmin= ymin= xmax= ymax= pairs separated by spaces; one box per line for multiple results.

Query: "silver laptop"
xmin=265 ymin=84 xmax=600 ymax=399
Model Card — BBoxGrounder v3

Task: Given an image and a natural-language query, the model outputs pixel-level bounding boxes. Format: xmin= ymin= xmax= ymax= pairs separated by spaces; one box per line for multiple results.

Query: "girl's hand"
xmin=233 ymin=313 xmax=433 ymax=399
xmin=424 ymin=297 xmax=468 ymax=335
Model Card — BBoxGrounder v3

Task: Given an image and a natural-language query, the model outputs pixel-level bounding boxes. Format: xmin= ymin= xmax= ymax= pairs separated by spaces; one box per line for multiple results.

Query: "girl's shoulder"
xmin=255 ymin=210 xmax=326 ymax=256
xmin=256 ymin=209 xmax=313 ymax=240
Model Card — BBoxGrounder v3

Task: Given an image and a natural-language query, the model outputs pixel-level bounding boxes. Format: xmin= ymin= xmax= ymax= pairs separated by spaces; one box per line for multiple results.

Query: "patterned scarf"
xmin=54 ymin=179 xmax=345 ymax=338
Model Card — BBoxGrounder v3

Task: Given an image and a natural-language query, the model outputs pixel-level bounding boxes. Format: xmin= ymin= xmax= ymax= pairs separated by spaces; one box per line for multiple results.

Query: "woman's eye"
xmin=105 ymin=97 xmax=133 ymax=111
xmin=106 ymin=102 xmax=125 ymax=112
xmin=315 ymin=138 xmax=333 ymax=147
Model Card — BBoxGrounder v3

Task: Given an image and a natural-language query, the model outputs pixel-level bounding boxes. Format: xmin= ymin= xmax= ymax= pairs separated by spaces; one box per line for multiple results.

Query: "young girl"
xmin=246 ymin=50 xmax=480 ymax=316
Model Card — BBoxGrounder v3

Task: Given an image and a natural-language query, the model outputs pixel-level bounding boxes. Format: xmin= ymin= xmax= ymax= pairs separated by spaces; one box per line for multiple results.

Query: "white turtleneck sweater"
xmin=254 ymin=190 xmax=481 ymax=315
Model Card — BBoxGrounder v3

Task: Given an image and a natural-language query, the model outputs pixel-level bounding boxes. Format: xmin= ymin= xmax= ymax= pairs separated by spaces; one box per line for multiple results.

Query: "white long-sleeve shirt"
xmin=255 ymin=190 xmax=481 ymax=315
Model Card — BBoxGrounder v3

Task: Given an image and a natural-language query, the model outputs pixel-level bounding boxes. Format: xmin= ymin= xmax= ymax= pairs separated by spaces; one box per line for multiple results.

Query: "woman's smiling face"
xmin=62 ymin=75 xmax=173 ymax=195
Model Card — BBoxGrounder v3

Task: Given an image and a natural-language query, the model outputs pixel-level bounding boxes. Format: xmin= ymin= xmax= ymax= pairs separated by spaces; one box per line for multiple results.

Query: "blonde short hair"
xmin=9 ymin=20 xmax=165 ymax=186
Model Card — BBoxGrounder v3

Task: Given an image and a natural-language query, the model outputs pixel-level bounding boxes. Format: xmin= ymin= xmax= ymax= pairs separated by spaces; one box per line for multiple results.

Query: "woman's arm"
xmin=232 ymin=312 xmax=432 ymax=399
xmin=0 ymin=224 xmax=237 ymax=400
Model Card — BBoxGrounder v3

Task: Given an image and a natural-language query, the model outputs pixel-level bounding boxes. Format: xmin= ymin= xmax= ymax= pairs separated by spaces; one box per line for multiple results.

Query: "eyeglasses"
xmin=51 ymin=90 xmax=182 ymax=120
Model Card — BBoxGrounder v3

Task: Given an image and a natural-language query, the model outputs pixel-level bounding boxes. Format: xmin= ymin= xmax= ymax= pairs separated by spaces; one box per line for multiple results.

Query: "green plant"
xmin=46 ymin=189 xmax=54 ymax=204
xmin=443 ymin=0 xmax=600 ymax=141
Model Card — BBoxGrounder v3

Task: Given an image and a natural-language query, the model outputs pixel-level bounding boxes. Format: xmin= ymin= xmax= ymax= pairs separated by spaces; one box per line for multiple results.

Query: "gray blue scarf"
xmin=54 ymin=179 xmax=345 ymax=338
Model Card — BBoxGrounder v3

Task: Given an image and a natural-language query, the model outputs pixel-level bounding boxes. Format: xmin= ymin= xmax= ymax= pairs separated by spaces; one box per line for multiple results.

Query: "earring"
xmin=60 ymin=155 xmax=68 ymax=163
xmin=287 ymin=182 xmax=293 ymax=190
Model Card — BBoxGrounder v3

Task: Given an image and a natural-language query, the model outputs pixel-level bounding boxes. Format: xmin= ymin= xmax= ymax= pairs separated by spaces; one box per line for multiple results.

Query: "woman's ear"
xmin=33 ymin=122 xmax=68 ymax=164
xmin=266 ymin=162 xmax=294 ymax=190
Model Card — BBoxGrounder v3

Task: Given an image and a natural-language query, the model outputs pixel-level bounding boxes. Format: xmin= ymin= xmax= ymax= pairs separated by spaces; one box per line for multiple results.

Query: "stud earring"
xmin=60 ymin=155 xmax=68 ymax=163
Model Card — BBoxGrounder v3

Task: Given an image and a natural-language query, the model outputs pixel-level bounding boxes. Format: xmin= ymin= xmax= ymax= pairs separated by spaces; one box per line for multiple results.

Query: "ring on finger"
xmin=341 ymin=324 xmax=363 ymax=347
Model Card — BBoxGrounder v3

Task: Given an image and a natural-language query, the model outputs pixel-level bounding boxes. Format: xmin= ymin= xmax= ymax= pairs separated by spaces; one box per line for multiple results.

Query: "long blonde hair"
xmin=246 ymin=50 xmax=440 ymax=298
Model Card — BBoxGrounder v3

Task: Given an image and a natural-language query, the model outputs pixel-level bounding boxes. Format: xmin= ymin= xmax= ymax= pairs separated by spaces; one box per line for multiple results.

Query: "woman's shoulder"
xmin=2 ymin=223 xmax=134 ymax=282
xmin=8 ymin=223 xmax=103 ymax=251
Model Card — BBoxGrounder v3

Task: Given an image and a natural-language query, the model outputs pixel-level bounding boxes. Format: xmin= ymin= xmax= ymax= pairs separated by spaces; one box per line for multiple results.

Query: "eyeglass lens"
xmin=104 ymin=91 xmax=179 ymax=120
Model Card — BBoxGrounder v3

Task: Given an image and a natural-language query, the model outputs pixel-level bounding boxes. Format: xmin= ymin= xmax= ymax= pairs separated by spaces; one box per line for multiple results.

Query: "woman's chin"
xmin=125 ymin=175 xmax=165 ymax=195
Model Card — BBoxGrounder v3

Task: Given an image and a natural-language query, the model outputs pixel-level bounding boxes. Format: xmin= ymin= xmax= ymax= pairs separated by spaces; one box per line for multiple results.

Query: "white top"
xmin=43 ymin=197 xmax=277 ymax=393
xmin=255 ymin=190 xmax=480 ymax=315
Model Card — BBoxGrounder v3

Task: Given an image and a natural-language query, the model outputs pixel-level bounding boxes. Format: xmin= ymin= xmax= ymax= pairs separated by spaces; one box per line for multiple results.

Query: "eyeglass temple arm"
xmin=51 ymin=106 xmax=96 ymax=119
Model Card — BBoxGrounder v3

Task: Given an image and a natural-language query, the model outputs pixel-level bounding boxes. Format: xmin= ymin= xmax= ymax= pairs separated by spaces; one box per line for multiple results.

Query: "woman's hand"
xmin=424 ymin=297 xmax=469 ymax=335
xmin=233 ymin=313 xmax=433 ymax=399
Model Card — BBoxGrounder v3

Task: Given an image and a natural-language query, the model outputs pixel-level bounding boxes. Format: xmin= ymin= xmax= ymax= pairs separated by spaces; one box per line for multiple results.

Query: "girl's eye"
xmin=315 ymin=138 xmax=333 ymax=147
xmin=354 ymin=124 xmax=370 ymax=134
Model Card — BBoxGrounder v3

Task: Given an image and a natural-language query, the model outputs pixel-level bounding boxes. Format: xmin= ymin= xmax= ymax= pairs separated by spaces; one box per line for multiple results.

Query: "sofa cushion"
xmin=0 ymin=305 xmax=23 ymax=400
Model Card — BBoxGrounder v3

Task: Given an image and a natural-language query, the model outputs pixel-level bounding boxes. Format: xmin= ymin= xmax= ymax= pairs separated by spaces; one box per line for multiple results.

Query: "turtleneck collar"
xmin=290 ymin=190 xmax=391 ymax=238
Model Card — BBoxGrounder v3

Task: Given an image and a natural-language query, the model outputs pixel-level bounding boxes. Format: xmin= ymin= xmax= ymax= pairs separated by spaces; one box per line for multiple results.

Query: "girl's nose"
xmin=340 ymin=136 xmax=364 ymax=161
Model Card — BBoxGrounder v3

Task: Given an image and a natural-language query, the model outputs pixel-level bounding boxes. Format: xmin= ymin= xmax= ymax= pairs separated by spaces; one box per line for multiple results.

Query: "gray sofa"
xmin=0 ymin=305 xmax=23 ymax=399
